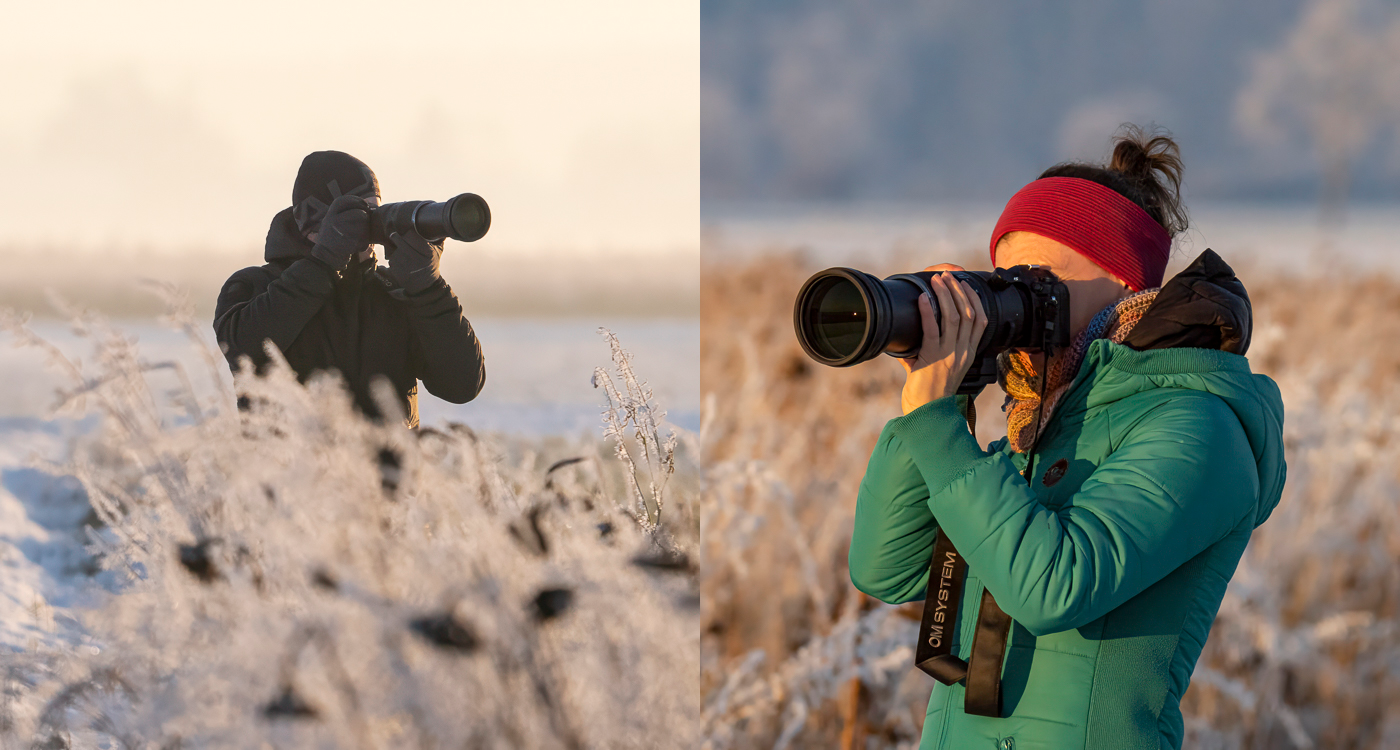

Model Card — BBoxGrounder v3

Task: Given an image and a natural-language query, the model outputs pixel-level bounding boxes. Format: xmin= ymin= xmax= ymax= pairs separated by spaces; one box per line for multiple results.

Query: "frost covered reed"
xmin=701 ymin=251 xmax=1400 ymax=749
xmin=594 ymin=328 xmax=679 ymax=534
xmin=0 ymin=297 xmax=698 ymax=748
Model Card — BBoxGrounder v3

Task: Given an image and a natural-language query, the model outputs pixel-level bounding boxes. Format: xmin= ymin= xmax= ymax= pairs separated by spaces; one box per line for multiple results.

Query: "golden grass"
xmin=700 ymin=247 xmax=1400 ymax=749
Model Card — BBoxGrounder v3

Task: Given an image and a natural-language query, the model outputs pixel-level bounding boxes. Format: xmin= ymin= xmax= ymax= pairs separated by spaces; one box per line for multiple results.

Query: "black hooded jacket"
xmin=213 ymin=207 xmax=485 ymax=427
xmin=1124 ymin=248 xmax=1251 ymax=355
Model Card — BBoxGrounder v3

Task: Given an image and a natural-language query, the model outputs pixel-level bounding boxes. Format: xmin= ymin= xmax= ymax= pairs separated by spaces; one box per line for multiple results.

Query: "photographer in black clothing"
xmin=214 ymin=151 xmax=485 ymax=427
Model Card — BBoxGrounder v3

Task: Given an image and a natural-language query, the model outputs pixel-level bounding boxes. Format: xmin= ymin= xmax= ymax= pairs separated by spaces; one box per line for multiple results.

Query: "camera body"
xmin=367 ymin=193 xmax=491 ymax=245
xmin=792 ymin=265 xmax=1071 ymax=394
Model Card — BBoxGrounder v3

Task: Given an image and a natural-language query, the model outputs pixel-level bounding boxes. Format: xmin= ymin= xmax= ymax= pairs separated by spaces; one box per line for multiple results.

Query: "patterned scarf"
xmin=997 ymin=289 xmax=1159 ymax=453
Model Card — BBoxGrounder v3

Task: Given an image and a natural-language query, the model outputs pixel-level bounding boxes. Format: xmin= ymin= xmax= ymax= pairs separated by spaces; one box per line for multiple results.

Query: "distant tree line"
xmin=703 ymin=0 xmax=1400 ymax=213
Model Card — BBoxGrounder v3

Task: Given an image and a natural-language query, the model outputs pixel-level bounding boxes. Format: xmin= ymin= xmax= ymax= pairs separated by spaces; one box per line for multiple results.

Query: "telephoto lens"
xmin=792 ymin=265 xmax=1071 ymax=392
xmin=367 ymin=193 xmax=491 ymax=245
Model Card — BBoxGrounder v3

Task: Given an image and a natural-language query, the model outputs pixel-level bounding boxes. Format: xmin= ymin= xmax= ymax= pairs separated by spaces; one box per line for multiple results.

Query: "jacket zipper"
xmin=929 ymin=415 xmax=1039 ymax=749
xmin=935 ymin=578 xmax=986 ymax=750
xmin=935 ymin=447 xmax=1034 ymax=748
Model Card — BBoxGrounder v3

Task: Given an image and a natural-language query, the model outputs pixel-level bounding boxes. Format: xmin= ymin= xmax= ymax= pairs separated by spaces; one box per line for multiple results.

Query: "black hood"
xmin=292 ymin=151 xmax=380 ymax=234
xmin=265 ymin=207 xmax=314 ymax=264
xmin=1123 ymin=249 xmax=1252 ymax=355
xmin=263 ymin=206 xmax=378 ymax=279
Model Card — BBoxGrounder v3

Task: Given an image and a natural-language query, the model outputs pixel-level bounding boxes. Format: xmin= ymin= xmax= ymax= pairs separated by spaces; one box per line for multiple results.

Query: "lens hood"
xmin=368 ymin=193 xmax=492 ymax=244
xmin=794 ymin=268 xmax=892 ymax=366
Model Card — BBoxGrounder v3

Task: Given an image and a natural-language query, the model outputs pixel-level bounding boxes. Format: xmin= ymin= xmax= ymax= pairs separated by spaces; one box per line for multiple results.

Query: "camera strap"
xmin=912 ymin=395 xmax=1013 ymax=718
xmin=914 ymin=530 xmax=969 ymax=685
xmin=965 ymin=588 xmax=1012 ymax=717
xmin=914 ymin=532 xmax=1011 ymax=717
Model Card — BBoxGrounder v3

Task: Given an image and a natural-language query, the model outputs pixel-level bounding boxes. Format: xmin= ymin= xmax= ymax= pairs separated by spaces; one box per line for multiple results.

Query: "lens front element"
xmin=446 ymin=193 xmax=491 ymax=242
xmin=805 ymin=277 xmax=868 ymax=360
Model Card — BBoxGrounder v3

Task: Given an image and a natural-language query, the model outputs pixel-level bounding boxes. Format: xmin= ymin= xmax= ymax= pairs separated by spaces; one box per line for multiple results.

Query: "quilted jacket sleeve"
xmin=403 ymin=278 xmax=485 ymax=404
xmin=213 ymin=260 xmax=336 ymax=371
xmin=849 ymin=395 xmax=1006 ymax=604
xmin=849 ymin=393 xmax=1258 ymax=635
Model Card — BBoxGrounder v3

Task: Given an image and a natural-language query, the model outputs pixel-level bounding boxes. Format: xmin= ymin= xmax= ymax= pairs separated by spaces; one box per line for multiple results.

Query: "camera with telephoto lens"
xmin=792 ymin=265 xmax=1072 ymax=394
xmin=367 ymin=193 xmax=491 ymax=245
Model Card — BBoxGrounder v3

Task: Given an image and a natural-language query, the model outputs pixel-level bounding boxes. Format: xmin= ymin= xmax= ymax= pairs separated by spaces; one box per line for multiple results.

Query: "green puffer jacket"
xmin=848 ymin=251 xmax=1286 ymax=750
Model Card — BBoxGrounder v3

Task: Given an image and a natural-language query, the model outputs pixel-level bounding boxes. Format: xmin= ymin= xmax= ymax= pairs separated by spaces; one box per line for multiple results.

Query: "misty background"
xmin=0 ymin=0 xmax=698 ymax=319
xmin=703 ymin=0 xmax=1400 ymax=218
xmin=0 ymin=0 xmax=699 ymax=434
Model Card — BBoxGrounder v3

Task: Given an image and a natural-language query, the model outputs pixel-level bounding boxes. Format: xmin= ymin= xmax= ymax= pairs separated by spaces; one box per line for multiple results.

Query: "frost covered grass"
xmin=700 ymin=250 xmax=1400 ymax=749
xmin=0 ymin=290 xmax=698 ymax=748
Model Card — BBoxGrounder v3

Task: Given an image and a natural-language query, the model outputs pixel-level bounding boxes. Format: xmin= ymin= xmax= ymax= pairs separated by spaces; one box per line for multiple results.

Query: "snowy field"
xmin=0 ymin=315 xmax=697 ymax=629
xmin=0 ymin=317 xmax=698 ymax=437
xmin=0 ymin=312 xmax=699 ymax=746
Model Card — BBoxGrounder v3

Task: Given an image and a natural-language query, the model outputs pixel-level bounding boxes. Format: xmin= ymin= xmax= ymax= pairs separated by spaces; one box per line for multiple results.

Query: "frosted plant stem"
xmin=594 ymin=328 xmax=677 ymax=533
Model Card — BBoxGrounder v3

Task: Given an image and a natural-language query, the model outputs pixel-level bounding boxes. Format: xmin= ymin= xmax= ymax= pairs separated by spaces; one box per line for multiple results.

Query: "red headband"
xmin=989 ymin=177 xmax=1170 ymax=291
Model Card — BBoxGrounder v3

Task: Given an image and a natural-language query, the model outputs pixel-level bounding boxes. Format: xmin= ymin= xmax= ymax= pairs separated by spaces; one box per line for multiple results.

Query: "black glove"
xmin=310 ymin=194 xmax=370 ymax=271
xmin=385 ymin=231 xmax=444 ymax=295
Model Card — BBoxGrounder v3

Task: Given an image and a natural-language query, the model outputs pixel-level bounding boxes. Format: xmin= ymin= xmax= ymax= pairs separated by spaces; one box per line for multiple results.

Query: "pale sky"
xmin=0 ymin=0 xmax=697 ymax=257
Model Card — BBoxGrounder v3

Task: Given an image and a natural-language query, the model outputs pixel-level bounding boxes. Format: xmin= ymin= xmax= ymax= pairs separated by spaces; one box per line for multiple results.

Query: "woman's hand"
xmin=899 ymin=264 xmax=989 ymax=415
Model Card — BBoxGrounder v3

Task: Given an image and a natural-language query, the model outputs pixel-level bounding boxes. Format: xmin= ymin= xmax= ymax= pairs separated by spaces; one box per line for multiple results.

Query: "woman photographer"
xmin=848 ymin=127 xmax=1286 ymax=750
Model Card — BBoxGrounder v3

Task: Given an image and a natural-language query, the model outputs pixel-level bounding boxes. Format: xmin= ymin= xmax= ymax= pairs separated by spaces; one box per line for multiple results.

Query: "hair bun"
xmin=1109 ymin=139 xmax=1150 ymax=179
xmin=1107 ymin=125 xmax=1187 ymax=236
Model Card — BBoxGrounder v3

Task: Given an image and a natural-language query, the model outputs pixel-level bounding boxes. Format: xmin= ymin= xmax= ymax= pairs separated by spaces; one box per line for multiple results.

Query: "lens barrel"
xmin=794 ymin=267 xmax=1055 ymax=367
xmin=368 ymin=193 xmax=491 ymax=244
xmin=794 ymin=268 xmax=965 ymax=366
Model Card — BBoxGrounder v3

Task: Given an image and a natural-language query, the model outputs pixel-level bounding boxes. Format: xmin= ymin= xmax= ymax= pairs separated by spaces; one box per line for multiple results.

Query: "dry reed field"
xmin=700 ymin=247 xmax=1400 ymax=749
xmin=0 ymin=293 xmax=698 ymax=748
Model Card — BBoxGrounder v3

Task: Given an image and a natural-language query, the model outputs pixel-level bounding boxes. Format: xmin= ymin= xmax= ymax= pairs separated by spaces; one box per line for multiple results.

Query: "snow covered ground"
xmin=0 ymin=416 xmax=104 ymax=653
xmin=0 ymin=317 xmax=699 ymax=436
xmin=0 ymin=316 xmax=697 ymax=656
